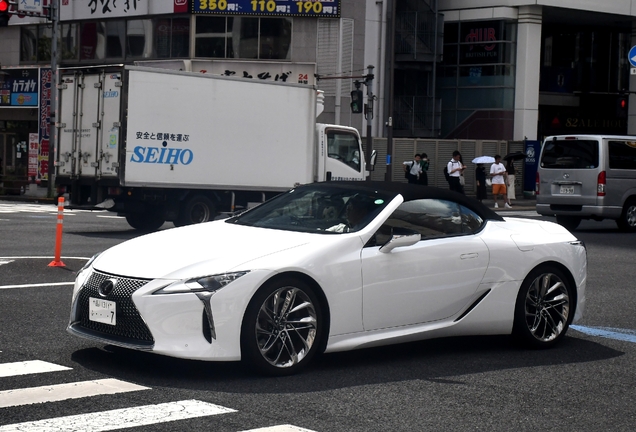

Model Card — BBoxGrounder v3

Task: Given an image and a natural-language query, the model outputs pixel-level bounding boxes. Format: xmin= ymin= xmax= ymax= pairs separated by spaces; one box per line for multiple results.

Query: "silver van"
xmin=536 ymin=135 xmax=636 ymax=231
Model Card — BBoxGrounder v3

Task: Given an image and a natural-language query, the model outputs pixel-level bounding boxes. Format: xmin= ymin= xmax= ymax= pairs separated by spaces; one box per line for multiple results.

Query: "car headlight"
xmin=152 ymin=271 xmax=250 ymax=295
xmin=79 ymin=252 xmax=101 ymax=274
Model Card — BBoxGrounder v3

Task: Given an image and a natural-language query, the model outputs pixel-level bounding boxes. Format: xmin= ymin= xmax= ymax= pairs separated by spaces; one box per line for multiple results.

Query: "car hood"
xmin=92 ymin=221 xmax=316 ymax=280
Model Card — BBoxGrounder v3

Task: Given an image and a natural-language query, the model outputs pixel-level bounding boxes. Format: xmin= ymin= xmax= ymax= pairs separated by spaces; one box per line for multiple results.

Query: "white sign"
xmin=631 ymin=68 xmax=636 ymax=75
xmin=18 ymin=0 xmax=43 ymax=14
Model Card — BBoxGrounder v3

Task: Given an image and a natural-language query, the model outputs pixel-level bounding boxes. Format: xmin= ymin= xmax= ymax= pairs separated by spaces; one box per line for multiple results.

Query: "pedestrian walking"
xmin=490 ymin=155 xmax=511 ymax=208
xmin=506 ymin=159 xmax=516 ymax=202
xmin=447 ymin=151 xmax=466 ymax=194
xmin=418 ymin=153 xmax=430 ymax=186
xmin=403 ymin=154 xmax=422 ymax=184
xmin=475 ymin=164 xmax=487 ymax=202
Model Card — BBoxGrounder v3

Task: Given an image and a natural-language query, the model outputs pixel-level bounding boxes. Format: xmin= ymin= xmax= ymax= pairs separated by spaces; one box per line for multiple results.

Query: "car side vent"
xmin=454 ymin=289 xmax=491 ymax=322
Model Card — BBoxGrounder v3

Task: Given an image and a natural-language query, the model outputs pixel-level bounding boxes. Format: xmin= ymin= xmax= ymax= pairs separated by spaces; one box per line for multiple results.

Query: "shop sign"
xmin=39 ymin=68 xmax=52 ymax=182
xmin=459 ymin=20 xmax=501 ymax=65
xmin=193 ymin=0 xmax=340 ymax=18
xmin=60 ymin=0 xmax=166 ymax=21
xmin=0 ymin=68 xmax=39 ymax=107
xmin=28 ymin=133 xmax=39 ymax=179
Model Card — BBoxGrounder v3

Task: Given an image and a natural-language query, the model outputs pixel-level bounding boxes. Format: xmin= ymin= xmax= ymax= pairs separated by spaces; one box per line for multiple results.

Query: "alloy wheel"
xmin=524 ymin=272 xmax=570 ymax=342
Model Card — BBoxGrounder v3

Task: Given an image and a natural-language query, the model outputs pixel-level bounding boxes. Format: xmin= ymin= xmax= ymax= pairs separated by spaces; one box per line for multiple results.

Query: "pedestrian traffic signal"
xmin=350 ymin=89 xmax=363 ymax=114
xmin=0 ymin=0 xmax=10 ymax=27
xmin=616 ymin=95 xmax=628 ymax=118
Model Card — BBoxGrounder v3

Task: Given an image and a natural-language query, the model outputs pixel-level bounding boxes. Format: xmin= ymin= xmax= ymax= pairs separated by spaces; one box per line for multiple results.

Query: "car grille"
xmin=75 ymin=270 xmax=154 ymax=345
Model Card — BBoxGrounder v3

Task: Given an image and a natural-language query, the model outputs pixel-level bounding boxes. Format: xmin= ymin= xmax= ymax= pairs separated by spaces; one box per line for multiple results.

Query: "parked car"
xmin=68 ymin=182 xmax=587 ymax=375
xmin=536 ymin=134 xmax=636 ymax=231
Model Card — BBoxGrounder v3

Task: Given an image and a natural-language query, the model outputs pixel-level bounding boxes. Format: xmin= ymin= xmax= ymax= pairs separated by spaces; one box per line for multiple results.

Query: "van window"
xmin=608 ymin=141 xmax=636 ymax=170
xmin=540 ymin=140 xmax=599 ymax=169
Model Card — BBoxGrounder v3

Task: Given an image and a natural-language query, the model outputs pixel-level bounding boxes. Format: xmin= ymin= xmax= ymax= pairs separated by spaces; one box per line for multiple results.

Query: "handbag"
xmin=459 ymin=175 xmax=465 ymax=186
xmin=486 ymin=178 xmax=492 ymax=187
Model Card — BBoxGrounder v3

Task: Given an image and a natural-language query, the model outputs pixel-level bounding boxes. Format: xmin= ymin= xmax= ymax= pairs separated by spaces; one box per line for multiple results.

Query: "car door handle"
xmin=460 ymin=253 xmax=478 ymax=260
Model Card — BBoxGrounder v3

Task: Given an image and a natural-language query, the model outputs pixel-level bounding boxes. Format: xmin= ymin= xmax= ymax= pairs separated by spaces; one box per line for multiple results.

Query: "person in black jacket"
xmin=475 ymin=164 xmax=487 ymax=202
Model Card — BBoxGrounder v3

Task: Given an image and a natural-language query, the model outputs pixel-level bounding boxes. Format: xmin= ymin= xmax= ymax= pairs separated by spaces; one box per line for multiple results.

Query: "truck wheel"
xmin=555 ymin=215 xmax=581 ymax=231
xmin=125 ymin=210 xmax=165 ymax=231
xmin=176 ymin=195 xmax=216 ymax=226
xmin=616 ymin=198 xmax=636 ymax=232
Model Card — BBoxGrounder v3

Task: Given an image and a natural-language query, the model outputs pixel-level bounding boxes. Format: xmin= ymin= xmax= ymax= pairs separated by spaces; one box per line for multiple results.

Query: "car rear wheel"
xmin=513 ymin=265 xmax=573 ymax=349
xmin=616 ymin=198 xmax=636 ymax=232
xmin=241 ymin=278 xmax=323 ymax=376
xmin=555 ymin=215 xmax=581 ymax=231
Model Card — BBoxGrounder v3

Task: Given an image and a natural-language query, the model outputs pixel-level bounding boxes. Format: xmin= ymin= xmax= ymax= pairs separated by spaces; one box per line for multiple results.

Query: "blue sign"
xmin=193 ymin=0 xmax=340 ymax=17
xmin=0 ymin=68 xmax=39 ymax=107
xmin=629 ymin=46 xmax=636 ymax=68
xmin=523 ymin=141 xmax=541 ymax=193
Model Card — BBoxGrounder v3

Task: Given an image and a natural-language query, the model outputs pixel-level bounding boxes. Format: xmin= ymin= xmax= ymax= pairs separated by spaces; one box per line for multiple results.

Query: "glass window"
xmin=195 ymin=16 xmax=228 ymax=58
xmin=372 ymin=199 xmax=484 ymax=245
xmin=609 ymin=141 xmax=636 ymax=170
xmin=540 ymin=140 xmax=600 ymax=169
xmin=126 ymin=19 xmax=152 ymax=59
xmin=79 ymin=21 xmax=104 ymax=60
xmin=61 ymin=23 xmax=79 ymax=61
xmin=20 ymin=26 xmax=38 ymax=62
xmin=171 ymin=18 xmax=190 ymax=58
xmin=327 ymin=130 xmax=361 ymax=172
xmin=195 ymin=16 xmax=292 ymax=60
xmin=38 ymin=25 xmax=53 ymax=63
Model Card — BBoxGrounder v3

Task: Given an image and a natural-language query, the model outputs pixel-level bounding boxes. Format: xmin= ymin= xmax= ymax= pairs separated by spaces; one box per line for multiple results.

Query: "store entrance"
xmin=0 ymin=133 xmax=27 ymax=195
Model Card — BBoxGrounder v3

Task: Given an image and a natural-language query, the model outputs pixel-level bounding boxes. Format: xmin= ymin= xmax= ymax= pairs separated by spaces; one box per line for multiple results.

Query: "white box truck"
xmin=54 ymin=66 xmax=373 ymax=230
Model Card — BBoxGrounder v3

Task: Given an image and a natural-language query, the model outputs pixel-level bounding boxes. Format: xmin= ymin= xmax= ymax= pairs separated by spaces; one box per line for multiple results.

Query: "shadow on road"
xmin=70 ymin=334 xmax=622 ymax=393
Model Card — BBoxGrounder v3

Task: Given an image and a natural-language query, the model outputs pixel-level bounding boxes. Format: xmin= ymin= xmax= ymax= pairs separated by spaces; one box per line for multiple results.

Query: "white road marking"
xmin=0 ymin=399 xmax=235 ymax=432
xmin=97 ymin=215 xmax=124 ymax=219
xmin=0 ymin=256 xmax=90 ymax=260
xmin=498 ymin=210 xmax=541 ymax=217
xmin=0 ymin=360 xmax=71 ymax=378
xmin=0 ymin=259 xmax=15 ymax=267
xmin=241 ymin=426 xmax=316 ymax=432
xmin=0 ymin=378 xmax=149 ymax=409
xmin=0 ymin=282 xmax=74 ymax=290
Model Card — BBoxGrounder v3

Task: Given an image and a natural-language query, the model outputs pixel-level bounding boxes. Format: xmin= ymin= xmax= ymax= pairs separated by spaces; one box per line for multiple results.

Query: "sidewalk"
xmin=479 ymin=197 xmax=537 ymax=212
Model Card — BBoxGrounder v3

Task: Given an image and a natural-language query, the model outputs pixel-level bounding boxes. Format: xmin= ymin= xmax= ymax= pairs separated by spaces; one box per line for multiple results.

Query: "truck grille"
xmin=76 ymin=270 xmax=154 ymax=345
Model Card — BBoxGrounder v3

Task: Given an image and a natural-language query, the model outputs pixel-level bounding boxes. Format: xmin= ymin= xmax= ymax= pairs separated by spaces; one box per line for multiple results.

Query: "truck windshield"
xmin=226 ymin=185 xmax=394 ymax=234
xmin=327 ymin=131 xmax=361 ymax=172
xmin=540 ymin=139 xmax=599 ymax=169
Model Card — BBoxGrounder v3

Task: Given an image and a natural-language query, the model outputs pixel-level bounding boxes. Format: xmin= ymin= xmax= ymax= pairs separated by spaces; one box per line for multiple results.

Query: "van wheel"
xmin=555 ymin=216 xmax=581 ymax=231
xmin=616 ymin=199 xmax=636 ymax=232
xmin=176 ymin=195 xmax=216 ymax=226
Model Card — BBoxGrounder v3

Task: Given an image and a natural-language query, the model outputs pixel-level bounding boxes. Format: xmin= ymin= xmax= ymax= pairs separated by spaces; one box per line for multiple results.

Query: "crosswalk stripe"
xmin=0 ymin=360 xmax=71 ymax=378
xmin=0 ymin=399 xmax=236 ymax=432
xmin=0 ymin=378 xmax=149 ymax=408
xmin=240 ymin=426 xmax=316 ymax=432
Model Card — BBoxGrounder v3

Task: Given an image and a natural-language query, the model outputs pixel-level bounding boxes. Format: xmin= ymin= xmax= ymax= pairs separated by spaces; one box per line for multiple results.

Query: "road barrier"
xmin=48 ymin=197 xmax=66 ymax=267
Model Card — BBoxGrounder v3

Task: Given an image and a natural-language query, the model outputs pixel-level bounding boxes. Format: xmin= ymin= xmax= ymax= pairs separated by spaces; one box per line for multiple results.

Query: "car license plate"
xmin=560 ymin=186 xmax=575 ymax=194
xmin=89 ymin=297 xmax=116 ymax=325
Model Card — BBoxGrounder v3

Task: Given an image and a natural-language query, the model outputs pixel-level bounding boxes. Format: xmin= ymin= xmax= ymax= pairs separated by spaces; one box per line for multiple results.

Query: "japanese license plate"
xmin=89 ymin=297 xmax=116 ymax=325
xmin=560 ymin=186 xmax=575 ymax=194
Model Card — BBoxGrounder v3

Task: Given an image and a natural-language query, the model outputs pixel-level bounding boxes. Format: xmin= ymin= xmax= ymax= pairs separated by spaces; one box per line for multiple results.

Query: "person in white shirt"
xmin=490 ymin=155 xmax=511 ymax=209
xmin=403 ymin=154 xmax=422 ymax=184
xmin=447 ymin=150 xmax=466 ymax=194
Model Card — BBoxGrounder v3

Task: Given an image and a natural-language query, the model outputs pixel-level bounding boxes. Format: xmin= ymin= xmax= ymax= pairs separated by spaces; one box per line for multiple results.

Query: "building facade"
xmin=2 ymin=0 xmax=636 ymax=185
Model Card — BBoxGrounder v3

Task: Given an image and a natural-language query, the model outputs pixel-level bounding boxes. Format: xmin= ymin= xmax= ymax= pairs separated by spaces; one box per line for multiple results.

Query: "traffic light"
xmin=350 ymin=89 xmax=363 ymax=114
xmin=0 ymin=0 xmax=10 ymax=27
xmin=616 ymin=95 xmax=628 ymax=119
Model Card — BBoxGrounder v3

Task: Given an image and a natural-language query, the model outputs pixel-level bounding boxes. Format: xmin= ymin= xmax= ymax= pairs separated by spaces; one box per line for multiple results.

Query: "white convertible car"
xmin=68 ymin=182 xmax=587 ymax=375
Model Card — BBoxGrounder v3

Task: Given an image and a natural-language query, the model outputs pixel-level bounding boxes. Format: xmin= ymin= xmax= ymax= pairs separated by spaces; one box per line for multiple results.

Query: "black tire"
xmin=176 ymin=195 xmax=216 ymax=227
xmin=241 ymin=277 xmax=324 ymax=376
xmin=512 ymin=265 xmax=574 ymax=349
xmin=555 ymin=215 xmax=581 ymax=231
xmin=616 ymin=198 xmax=636 ymax=232
xmin=125 ymin=209 xmax=165 ymax=231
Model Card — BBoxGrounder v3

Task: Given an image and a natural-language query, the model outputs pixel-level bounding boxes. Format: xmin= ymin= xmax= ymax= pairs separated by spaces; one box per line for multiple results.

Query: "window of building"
xmin=195 ymin=16 xmax=291 ymax=60
xmin=438 ymin=20 xmax=517 ymax=138
xmin=20 ymin=16 xmax=190 ymax=65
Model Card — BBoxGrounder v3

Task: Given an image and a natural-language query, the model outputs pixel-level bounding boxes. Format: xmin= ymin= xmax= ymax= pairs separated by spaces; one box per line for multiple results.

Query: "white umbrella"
xmin=472 ymin=156 xmax=495 ymax=164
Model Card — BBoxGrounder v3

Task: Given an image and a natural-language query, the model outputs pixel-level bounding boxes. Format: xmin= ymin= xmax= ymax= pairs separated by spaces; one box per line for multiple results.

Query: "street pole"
xmin=385 ymin=0 xmax=396 ymax=182
xmin=365 ymin=65 xmax=374 ymax=181
xmin=47 ymin=0 xmax=59 ymax=198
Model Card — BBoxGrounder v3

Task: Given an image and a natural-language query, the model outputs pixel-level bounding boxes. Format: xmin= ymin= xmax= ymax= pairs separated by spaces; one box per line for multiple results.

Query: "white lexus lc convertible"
xmin=68 ymin=182 xmax=587 ymax=375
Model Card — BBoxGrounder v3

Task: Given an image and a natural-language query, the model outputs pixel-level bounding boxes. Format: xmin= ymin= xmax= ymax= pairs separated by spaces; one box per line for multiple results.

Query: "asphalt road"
xmin=0 ymin=201 xmax=635 ymax=431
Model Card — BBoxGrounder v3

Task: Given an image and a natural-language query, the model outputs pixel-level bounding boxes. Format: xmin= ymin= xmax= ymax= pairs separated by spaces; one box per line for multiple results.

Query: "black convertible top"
xmin=304 ymin=181 xmax=504 ymax=222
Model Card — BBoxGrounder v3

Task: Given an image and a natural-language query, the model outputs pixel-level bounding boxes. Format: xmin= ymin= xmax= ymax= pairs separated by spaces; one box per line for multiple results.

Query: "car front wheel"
xmin=241 ymin=278 xmax=324 ymax=376
xmin=513 ymin=265 xmax=573 ymax=349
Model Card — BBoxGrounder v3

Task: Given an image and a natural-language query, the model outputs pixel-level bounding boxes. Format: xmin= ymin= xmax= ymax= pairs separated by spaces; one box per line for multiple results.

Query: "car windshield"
xmin=226 ymin=184 xmax=396 ymax=234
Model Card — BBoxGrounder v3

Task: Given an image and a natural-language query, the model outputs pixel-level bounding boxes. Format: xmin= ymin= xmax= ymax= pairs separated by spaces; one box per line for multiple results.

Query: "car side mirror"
xmin=379 ymin=227 xmax=421 ymax=253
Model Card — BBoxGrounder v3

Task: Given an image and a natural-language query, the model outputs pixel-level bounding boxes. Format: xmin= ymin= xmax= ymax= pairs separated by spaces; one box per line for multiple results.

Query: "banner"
xmin=39 ymin=68 xmax=52 ymax=182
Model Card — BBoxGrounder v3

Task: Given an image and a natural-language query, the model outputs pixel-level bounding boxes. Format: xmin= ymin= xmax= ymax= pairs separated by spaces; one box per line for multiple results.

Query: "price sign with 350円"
xmin=193 ymin=0 xmax=340 ymax=18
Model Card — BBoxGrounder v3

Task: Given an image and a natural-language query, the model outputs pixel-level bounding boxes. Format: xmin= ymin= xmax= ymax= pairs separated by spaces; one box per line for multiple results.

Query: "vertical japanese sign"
xmin=39 ymin=68 xmax=52 ymax=182
xmin=28 ymin=133 xmax=39 ymax=179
